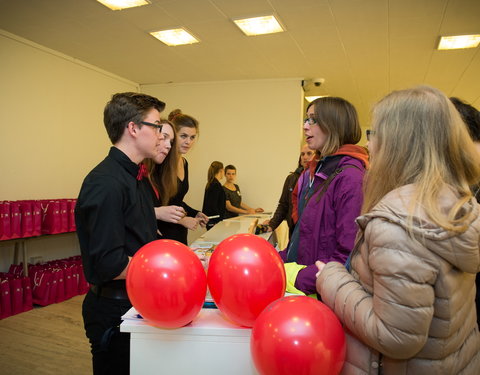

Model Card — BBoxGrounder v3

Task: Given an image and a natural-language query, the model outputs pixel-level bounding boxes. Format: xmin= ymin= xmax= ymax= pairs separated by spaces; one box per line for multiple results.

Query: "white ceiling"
xmin=0 ymin=0 xmax=479 ymax=125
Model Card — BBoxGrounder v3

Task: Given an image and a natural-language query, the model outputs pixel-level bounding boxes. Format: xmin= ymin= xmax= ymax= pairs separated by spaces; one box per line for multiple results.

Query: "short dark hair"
xmin=224 ymin=165 xmax=236 ymax=173
xmin=103 ymin=92 xmax=166 ymax=144
xmin=450 ymin=97 xmax=480 ymax=142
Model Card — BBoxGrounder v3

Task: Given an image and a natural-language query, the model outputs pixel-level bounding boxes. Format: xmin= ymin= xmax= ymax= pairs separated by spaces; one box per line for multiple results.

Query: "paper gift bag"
xmin=31 ymin=266 xmax=53 ymax=306
xmin=64 ymin=263 xmax=78 ymax=299
xmin=9 ymin=202 xmax=21 ymax=239
xmin=41 ymin=200 xmax=62 ymax=235
xmin=22 ymin=276 xmax=33 ymax=312
xmin=19 ymin=200 xmax=34 ymax=238
xmin=67 ymin=199 xmax=77 ymax=232
xmin=31 ymin=200 xmax=42 ymax=236
xmin=0 ymin=201 xmax=11 ymax=240
xmin=10 ymin=277 xmax=23 ymax=316
xmin=59 ymin=199 xmax=69 ymax=233
xmin=0 ymin=276 xmax=12 ymax=319
xmin=53 ymin=267 xmax=65 ymax=303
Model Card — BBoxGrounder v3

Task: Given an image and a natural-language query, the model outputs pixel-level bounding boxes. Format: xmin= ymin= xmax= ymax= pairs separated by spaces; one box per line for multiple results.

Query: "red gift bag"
xmin=41 ymin=200 xmax=62 ymax=235
xmin=53 ymin=268 xmax=65 ymax=303
xmin=64 ymin=263 xmax=78 ymax=299
xmin=59 ymin=200 xmax=69 ymax=234
xmin=0 ymin=201 xmax=11 ymax=240
xmin=10 ymin=277 xmax=23 ymax=315
xmin=8 ymin=263 xmax=23 ymax=277
xmin=77 ymin=261 xmax=89 ymax=295
xmin=31 ymin=200 xmax=42 ymax=237
xmin=0 ymin=276 xmax=12 ymax=319
xmin=31 ymin=266 xmax=53 ymax=306
xmin=47 ymin=268 xmax=59 ymax=305
xmin=67 ymin=199 xmax=77 ymax=232
xmin=19 ymin=200 xmax=34 ymax=238
xmin=22 ymin=276 xmax=33 ymax=312
xmin=9 ymin=202 xmax=22 ymax=239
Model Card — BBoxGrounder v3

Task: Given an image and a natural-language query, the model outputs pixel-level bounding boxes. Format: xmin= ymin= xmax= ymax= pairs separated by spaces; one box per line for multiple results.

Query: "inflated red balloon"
xmin=126 ymin=239 xmax=207 ymax=328
xmin=251 ymin=296 xmax=346 ymax=375
xmin=207 ymin=233 xmax=286 ymax=327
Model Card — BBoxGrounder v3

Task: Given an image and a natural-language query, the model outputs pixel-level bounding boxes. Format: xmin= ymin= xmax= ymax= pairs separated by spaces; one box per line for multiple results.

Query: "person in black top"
xmin=223 ymin=164 xmax=264 ymax=218
xmin=450 ymin=97 xmax=480 ymax=327
xmin=263 ymin=144 xmax=315 ymax=237
xmin=202 ymin=161 xmax=226 ymax=230
xmin=156 ymin=109 xmax=208 ymax=244
xmin=143 ymin=119 xmax=188 ymax=227
xmin=75 ymin=92 xmax=171 ymax=375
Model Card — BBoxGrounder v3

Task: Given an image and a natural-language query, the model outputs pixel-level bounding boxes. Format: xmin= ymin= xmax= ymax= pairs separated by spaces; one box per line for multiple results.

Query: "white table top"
xmin=191 ymin=214 xmax=272 ymax=248
xmin=121 ymin=307 xmax=251 ymax=337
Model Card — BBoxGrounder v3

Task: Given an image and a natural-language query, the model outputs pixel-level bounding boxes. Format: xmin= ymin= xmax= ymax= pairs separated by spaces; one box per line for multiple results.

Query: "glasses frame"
xmin=304 ymin=117 xmax=316 ymax=126
xmin=366 ymin=129 xmax=375 ymax=141
xmin=140 ymin=121 xmax=163 ymax=134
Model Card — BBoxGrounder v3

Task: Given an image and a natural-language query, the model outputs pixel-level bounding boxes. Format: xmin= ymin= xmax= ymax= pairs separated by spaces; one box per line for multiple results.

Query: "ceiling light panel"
xmin=437 ymin=34 xmax=480 ymax=50
xmin=96 ymin=0 xmax=150 ymax=10
xmin=150 ymin=28 xmax=199 ymax=46
xmin=233 ymin=15 xmax=285 ymax=36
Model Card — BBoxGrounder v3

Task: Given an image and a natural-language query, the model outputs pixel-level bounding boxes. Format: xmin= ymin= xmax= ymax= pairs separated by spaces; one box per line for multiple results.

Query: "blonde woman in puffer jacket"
xmin=316 ymin=85 xmax=480 ymax=375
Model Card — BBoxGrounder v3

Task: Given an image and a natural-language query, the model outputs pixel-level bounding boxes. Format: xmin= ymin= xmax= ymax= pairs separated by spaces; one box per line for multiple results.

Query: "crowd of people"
xmin=75 ymin=86 xmax=480 ymax=374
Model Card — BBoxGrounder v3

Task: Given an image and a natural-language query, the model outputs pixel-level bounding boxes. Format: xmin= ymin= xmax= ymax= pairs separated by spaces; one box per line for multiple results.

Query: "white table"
xmin=121 ymin=214 xmax=276 ymax=374
xmin=121 ymin=307 xmax=258 ymax=375
xmin=191 ymin=214 xmax=275 ymax=249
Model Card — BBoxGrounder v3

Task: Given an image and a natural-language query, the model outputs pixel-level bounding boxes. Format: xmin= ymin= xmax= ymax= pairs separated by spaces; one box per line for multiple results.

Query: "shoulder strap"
xmin=313 ymin=164 xmax=361 ymax=203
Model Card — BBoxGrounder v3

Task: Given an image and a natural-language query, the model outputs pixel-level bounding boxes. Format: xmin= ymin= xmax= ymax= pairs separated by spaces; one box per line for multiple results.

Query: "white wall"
xmin=0 ymin=29 xmax=139 ymax=200
xmin=141 ymin=79 xmax=305 ymax=216
xmin=0 ymin=30 xmax=138 ymax=271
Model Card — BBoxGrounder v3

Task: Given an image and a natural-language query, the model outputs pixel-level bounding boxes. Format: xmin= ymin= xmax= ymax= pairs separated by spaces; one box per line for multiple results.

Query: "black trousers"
xmin=82 ymin=290 xmax=132 ymax=375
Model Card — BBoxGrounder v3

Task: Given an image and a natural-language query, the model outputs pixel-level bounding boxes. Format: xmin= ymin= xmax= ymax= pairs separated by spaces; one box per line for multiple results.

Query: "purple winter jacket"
xmin=279 ymin=155 xmax=366 ymax=295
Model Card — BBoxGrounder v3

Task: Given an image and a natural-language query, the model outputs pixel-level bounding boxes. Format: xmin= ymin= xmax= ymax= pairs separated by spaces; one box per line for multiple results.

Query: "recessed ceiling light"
xmin=233 ymin=15 xmax=285 ymax=36
xmin=96 ymin=0 xmax=150 ymax=10
xmin=305 ymin=96 xmax=329 ymax=103
xmin=437 ymin=34 xmax=480 ymax=50
xmin=150 ymin=28 xmax=199 ymax=46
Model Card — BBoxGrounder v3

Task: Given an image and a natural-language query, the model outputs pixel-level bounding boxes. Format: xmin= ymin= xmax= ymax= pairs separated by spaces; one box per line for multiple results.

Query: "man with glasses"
xmin=75 ymin=92 xmax=167 ymax=374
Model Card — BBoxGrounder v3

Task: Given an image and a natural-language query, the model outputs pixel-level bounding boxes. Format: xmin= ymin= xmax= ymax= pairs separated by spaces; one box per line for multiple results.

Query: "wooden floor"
xmin=0 ymin=295 xmax=92 ymax=375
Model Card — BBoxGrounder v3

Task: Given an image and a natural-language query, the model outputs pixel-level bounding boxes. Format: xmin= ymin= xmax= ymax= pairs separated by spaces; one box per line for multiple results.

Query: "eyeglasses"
xmin=366 ymin=129 xmax=376 ymax=141
xmin=140 ymin=121 xmax=163 ymax=134
xmin=304 ymin=117 xmax=316 ymax=126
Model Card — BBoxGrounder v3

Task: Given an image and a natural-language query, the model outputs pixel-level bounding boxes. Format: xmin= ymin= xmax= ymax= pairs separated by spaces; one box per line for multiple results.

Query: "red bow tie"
xmin=136 ymin=163 xmax=148 ymax=181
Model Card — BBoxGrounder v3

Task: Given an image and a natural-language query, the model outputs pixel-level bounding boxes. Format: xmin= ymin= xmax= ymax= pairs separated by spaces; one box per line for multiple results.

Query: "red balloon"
xmin=126 ymin=239 xmax=207 ymax=328
xmin=251 ymin=296 xmax=346 ymax=375
xmin=207 ymin=233 xmax=286 ymax=327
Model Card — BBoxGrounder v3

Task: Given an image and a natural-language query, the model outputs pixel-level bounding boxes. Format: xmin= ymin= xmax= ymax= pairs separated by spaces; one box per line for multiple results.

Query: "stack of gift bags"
xmin=0 ymin=256 xmax=90 ymax=319
xmin=0 ymin=199 xmax=77 ymax=240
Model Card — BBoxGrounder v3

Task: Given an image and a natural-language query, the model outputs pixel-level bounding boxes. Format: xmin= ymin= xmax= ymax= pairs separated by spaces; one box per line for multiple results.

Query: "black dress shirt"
xmin=75 ymin=147 xmax=157 ymax=286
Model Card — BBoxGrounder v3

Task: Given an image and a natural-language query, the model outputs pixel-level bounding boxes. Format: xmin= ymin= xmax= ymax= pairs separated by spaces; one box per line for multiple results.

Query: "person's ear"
xmin=126 ymin=122 xmax=138 ymax=137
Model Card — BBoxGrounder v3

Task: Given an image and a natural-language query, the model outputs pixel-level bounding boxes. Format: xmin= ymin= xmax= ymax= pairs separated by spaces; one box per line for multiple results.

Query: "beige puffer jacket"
xmin=317 ymin=185 xmax=480 ymax=374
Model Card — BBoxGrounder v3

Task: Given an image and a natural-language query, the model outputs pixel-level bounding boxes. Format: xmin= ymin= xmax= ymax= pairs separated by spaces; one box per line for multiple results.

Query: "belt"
xmin=90 ymin=284 xmax=129 ymax=300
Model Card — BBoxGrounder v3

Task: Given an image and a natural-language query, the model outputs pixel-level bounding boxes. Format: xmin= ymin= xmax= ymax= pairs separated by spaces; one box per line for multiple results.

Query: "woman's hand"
xmin=195 ymin=212 xmax=209 ymax=227
xmin=255 ymin=207 xmax=264 ymax=213
xmin=315 ymin=260 xmax=326 ymax=278
xmin=179 ymin=216 xmax=199 ymax=230
xmin=155 ymin=206 xmax=186 ymax=223
xmin=246 ymin=208 xmax=256 ymax=214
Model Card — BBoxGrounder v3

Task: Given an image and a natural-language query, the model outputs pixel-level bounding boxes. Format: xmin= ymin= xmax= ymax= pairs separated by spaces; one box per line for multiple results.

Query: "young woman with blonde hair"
xmin=316 ymin=86 xmax=480 ymax=374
